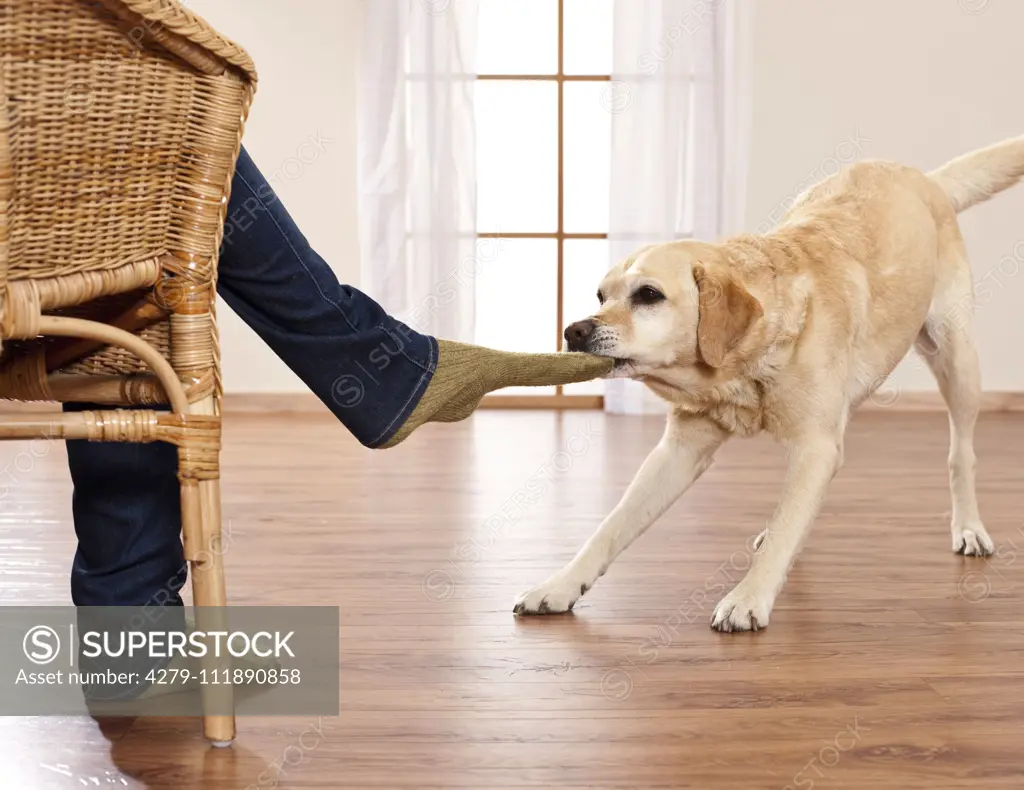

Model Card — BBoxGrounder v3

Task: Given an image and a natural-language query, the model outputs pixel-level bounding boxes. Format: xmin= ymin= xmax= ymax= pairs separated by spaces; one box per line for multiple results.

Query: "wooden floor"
xmin=2 ymin=409 xmax=1024 ymax=789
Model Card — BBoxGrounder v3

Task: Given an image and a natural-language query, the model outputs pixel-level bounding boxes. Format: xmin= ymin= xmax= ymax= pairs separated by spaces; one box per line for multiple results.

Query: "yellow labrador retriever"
xmin=513 ymin=135 xmax=1024 ymax=631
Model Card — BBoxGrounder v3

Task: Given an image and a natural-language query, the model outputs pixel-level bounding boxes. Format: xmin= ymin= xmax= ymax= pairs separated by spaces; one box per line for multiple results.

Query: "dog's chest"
xmin=647 ymin=378 xmax=766 ymax=436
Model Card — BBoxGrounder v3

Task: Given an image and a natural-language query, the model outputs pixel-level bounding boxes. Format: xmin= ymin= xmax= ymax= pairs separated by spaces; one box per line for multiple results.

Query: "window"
xmin=476 ymin=0 xmax=614 ymax=406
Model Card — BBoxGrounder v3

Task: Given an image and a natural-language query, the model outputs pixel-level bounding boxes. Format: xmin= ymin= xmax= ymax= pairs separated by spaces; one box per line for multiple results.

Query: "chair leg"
xmin=178 ymin=405 xmax=235 ymax=746
xmin=164 ymin=271 xmax=233 ymax=743
xmin=28 ymin=311 xmax=236 ymax=743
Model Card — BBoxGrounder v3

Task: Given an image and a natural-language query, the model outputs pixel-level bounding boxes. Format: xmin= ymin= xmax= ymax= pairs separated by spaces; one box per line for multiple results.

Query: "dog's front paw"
xmin=711 ymin=584 xmax=773 ymax=632
xmin=952 ymin=522 xmax=994 ymax=557
xmin=513 ymin=572 xmax=590 ymax=616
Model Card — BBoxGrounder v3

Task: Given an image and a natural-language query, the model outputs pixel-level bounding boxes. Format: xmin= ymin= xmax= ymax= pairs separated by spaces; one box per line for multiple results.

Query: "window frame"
xmin=478 ymin=0 xmax=609 ymax=410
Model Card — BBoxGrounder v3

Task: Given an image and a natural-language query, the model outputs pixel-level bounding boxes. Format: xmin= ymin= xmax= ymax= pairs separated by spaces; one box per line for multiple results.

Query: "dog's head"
xmin=564 ymin=241 xmax=764 ymax=379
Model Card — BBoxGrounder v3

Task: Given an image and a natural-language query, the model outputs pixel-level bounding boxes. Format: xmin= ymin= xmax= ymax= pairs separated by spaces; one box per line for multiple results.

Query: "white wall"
xmin=187 ymin=0 xmax=363 ymax=393
xmin=745 ymin=0 xmax=1024 ymax=393
xmin=196 ymin=0 xmax=1024 ymax=396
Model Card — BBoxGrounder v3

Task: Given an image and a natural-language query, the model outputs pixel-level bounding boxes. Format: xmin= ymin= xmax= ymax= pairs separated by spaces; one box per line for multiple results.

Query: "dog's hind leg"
xmin=915 ymin=257 xmax=993 ymax=556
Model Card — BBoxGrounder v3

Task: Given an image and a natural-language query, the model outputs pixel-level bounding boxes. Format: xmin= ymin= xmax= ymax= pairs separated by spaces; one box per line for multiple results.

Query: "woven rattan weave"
xmin=0 ymin=0 xmax=257 ymax=744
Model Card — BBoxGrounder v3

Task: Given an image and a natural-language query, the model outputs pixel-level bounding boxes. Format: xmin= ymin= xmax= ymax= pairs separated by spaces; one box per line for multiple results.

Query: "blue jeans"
xmin=65 ymin=147 xmax=438 ymax=606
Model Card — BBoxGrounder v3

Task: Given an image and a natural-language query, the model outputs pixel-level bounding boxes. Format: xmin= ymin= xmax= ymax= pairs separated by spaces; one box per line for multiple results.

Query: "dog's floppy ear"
xmin=692 ymin=262 xmax=762 ymax=368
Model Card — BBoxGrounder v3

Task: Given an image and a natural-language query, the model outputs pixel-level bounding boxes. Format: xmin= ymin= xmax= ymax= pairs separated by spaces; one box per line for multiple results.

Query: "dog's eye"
xmin=596 ymin=290 xmax=605 ymax=305
xmin=631 ymin=285 xmax=665 ymax=306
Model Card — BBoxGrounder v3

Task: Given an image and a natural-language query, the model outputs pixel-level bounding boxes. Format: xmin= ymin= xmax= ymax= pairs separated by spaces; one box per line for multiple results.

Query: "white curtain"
xmin=357 ymin=0 xmax=479 ymax=342
xmin=604 ymin=0 xmax=755 ymax=414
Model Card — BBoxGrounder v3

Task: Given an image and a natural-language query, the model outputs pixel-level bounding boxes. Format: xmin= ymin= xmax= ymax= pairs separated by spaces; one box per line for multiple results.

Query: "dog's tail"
xmin=929 ymin=135 xmax=1024 ymax=213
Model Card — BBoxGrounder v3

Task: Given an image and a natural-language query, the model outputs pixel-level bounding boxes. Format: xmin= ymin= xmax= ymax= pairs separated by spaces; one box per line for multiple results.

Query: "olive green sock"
xmin=379 ymin=341 xmax=613 ymax=448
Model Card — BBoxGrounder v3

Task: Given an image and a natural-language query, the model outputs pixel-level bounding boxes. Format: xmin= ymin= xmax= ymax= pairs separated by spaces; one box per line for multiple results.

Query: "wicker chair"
xmin=0 ymin=0 xmax=256 ymax=744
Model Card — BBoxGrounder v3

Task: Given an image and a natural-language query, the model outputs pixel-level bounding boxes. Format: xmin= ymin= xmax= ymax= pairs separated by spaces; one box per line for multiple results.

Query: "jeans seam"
xmin=234 ymin=170 xmax=432 ymax=376
xmin=368 ymin=336 xmax=438 ymax=447
xmin=236 ymin=169 xmax=362 ymax=335
xmin=375 ymin=322 xmax=434 ymax=374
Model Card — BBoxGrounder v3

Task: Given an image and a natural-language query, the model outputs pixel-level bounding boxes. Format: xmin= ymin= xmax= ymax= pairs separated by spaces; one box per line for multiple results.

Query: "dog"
xmin=512 ymin=135 xmax=1024 ymax=631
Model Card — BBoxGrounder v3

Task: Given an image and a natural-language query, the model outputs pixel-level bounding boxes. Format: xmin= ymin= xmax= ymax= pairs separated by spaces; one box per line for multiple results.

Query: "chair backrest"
xmin=0 ymin=0 xmax=256 ymax=305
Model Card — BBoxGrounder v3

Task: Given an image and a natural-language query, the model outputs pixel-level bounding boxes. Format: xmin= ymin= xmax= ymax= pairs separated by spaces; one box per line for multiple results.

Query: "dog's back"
xmin=763 ymin=137 xmax=1024 ymax=409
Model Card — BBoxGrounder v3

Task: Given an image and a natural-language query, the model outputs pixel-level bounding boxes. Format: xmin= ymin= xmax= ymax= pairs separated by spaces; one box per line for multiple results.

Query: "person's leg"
xmin=65 ymin=403 xmax=185 ymax=608
xmin=216 ymin=148 xmax=435 ymax=447
xmin=217 ymin=147 xmax=611 ymax=448
xmin=65 ymin=403 xmax=187 ymax=698
xmin=63 ymin=146 xmax=610 ymax=609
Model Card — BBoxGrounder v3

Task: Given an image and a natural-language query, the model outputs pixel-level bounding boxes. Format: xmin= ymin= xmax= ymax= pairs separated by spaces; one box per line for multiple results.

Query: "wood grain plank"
xmin=0 ymin=410 xmax=1022 ymax=788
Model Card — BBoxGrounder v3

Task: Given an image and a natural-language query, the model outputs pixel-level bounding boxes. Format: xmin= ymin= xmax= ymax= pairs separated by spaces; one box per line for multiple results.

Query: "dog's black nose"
xmin=564 ymin=320 xmax=597 ymax=351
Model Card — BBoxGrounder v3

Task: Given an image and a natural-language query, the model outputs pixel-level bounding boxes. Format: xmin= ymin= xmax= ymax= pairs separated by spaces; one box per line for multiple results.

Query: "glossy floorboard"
xmin=1 ymin=409 xmax=1023 ymax=789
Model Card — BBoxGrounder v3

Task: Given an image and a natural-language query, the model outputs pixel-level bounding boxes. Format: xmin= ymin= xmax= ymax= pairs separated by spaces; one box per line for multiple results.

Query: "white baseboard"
xmin=222 ymin=391 xmax=1024 ymax=414
xmin=222 ymin=393 xmax=330 ymax=414
xmin=6 ymin=391 xmax=1024 ymax=416
xmin=857 ymin=391 xmax=1024 ymax=412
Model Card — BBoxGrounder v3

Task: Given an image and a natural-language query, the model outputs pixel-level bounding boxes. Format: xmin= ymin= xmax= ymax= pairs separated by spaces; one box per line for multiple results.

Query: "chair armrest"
xmin=95 ymin=0 xmax=257 ymax=85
